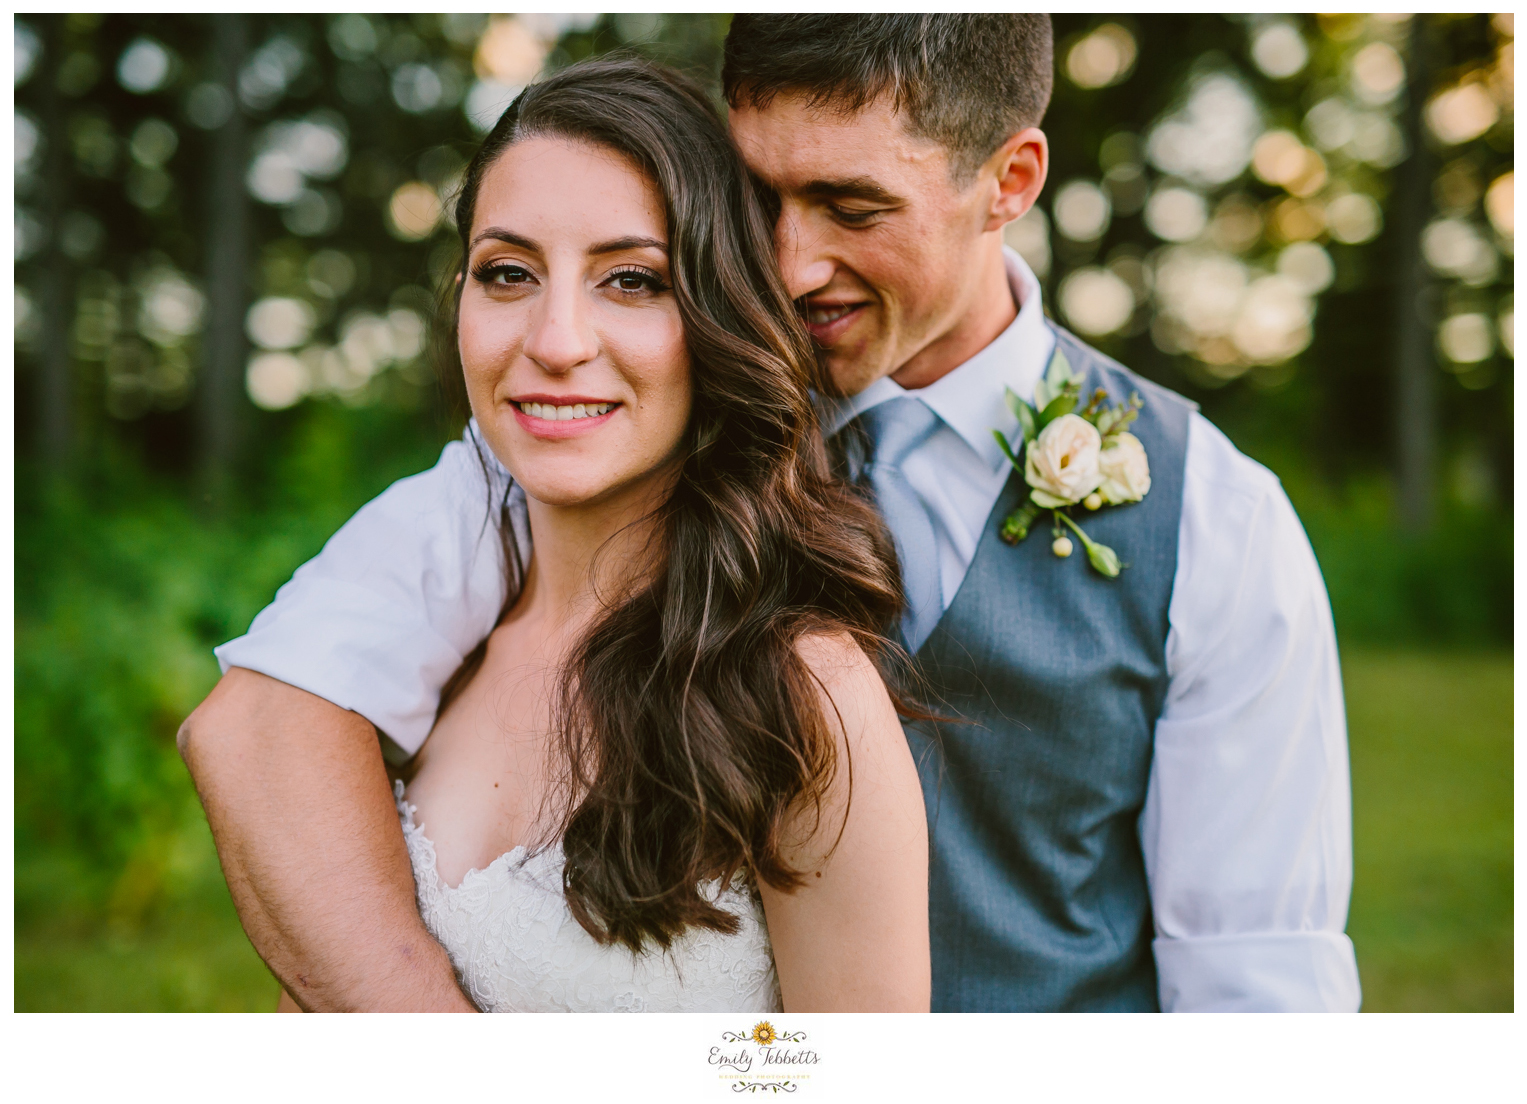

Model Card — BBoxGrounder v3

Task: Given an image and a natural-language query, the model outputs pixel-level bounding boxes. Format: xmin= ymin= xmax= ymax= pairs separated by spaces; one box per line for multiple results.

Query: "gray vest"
xmin=905 ymin=326 xmax=1194 ymax=1011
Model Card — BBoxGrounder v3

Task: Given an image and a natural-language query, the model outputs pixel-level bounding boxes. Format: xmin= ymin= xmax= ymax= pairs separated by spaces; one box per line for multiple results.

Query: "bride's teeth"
xmin=519 ymin=401 xmax=614 ymax=419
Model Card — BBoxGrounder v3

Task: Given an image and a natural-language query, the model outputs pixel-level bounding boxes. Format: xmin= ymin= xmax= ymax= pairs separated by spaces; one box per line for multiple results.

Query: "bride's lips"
xmin=510 ymin=394 xmax=622 ymax=439
xmin=803 ymin=300 xmax=868 ymax=346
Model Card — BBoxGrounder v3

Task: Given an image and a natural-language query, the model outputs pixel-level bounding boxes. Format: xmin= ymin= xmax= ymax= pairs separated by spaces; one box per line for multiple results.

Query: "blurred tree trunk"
xmin=1394 ymin=15 xmax=1435 ymax=533
xmin=197 ymin=14 xmax=251 ymax=506
xmin=37 ymin=14 xmax=72 ymax=468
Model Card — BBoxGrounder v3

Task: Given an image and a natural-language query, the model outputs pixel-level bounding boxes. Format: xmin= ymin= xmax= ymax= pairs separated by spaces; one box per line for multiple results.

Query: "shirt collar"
xmin=821 ymin=247 xmax=1057 ymax=473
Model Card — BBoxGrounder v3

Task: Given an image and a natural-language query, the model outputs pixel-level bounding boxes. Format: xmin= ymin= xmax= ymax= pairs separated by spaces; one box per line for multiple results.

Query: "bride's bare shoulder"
xmin=792 ymin=630 xmax=902 ymax=754
xmin=765 ymin=631 xmax=930 ymax=1011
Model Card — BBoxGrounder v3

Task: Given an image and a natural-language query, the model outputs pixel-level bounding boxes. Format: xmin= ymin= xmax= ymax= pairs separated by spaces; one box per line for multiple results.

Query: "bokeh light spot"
xmin=1144 ymin=187 xmax=1208 ymax=243
xmin=1438 ymin=313 xmax=1495 ymax=364
xmin=185 ymin=83 xmax=234 ymax=130
xmin=1052 ymin=180 xmax=1112 ymax=242
xmin=1325 ymin=193 xmax=1383 ymax=244
xmin=475 ymin=16 xmax=547 ymax=85
xmin=1066 ymin=24 xmax=1137 ymax=89
xmin=1422 ymin=217 xmax=1500 ymax=284
xmin=15 ymin=20 xmax=41 ymax=87
xmin=1276 ymin=242 xmax=1334 ymax=295
xmin=117 ymin=38 xmax=172 ymax=94
xmin=1251 ymin=21 xmax=1308 ymax=80
xmin=246 ymin=352 xmax=309 ymax=410
xmin=1426 ymin=80 xmax=1500 ymax=145
xmin=129 ymin=118 xmax=178 ymax=167
xmin=136 ymin=269 xmax=205 ymax=347
xmin=388 ymin=182 xmax=443 ymax=241
xmin=1350 ymin=41 xmax=1406 ymax=105
xmin=1146 ymin=72 xmax=1261 ymax=188
xmin=1484 ymin=172 xmax=1513 ymax=240
xmin=1059 ymin=266 xmax=1135 ymax=337
xmin=246 ymin=297 xmax=316 ymax=351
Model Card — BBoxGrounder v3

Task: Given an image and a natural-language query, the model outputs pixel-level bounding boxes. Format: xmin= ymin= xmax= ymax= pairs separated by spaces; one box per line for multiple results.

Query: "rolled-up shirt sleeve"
xmin=1143 ymin=415 xmax=1361 ymax=1011
xmin=214 ymin=428 xmax=516 ymax=756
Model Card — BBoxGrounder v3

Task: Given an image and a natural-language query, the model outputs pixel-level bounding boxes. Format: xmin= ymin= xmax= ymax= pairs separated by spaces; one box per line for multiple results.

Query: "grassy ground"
xmin=1343 ymin=650 xmax=1513 ymax=1012
xmin=13 ymin=648 xmax=1512 ymax=1012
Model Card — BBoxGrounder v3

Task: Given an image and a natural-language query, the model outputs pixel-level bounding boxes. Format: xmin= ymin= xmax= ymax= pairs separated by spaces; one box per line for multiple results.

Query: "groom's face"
xmin=730 ymin=93 xmax=1023 ymax=397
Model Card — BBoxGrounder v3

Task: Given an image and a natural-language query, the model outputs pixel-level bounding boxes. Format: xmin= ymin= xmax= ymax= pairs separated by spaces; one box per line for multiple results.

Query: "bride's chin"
xmin=517 ymin=474 xmax=623 ymax=510
xmin=515 ymin=453 xmax=683 ymax=515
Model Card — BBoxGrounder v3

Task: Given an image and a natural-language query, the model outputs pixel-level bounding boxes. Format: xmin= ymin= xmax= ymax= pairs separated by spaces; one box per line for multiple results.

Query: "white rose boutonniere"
xmin=990 ymin=349 xmax=1151 ymax=578
xmin=1024 ymin=414 xmax=1103 ymax=508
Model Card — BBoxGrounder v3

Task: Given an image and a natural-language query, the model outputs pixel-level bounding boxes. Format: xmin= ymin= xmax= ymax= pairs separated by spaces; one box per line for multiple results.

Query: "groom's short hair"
xmin=722 ymin=14 xmax=1054 ymax=182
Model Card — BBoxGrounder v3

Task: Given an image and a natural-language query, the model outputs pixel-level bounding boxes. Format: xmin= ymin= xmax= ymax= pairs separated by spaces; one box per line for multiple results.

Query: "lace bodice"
xmin=396 ymin=783 xmax=782 ymax=1013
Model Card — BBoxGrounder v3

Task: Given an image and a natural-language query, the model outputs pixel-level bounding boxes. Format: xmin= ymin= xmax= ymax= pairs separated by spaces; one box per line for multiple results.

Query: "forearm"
xmin=180 ymin=668 xmax=476 ymax=1012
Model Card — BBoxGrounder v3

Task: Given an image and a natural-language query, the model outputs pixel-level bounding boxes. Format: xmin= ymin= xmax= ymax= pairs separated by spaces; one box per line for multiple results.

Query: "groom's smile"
xmin=802 ymin=289 xmax=872 ymax=347
xmin=729 ymin=91 xmax=1045 ymax=398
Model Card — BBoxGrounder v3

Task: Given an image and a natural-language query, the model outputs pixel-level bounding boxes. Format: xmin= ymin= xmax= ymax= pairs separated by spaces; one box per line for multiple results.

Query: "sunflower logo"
xmin=750 ymin=1021 xmax=778 ymax=1047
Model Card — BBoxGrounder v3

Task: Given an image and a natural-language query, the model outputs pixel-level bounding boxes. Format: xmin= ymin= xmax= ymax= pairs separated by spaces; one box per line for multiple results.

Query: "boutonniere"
xmin=990 ymin=350 xmax=1150 ymax=578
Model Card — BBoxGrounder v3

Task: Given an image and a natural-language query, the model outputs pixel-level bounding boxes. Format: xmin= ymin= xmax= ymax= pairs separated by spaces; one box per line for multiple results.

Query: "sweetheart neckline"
xmin=395 ymin=781 xmax=557 ymax=894
xmin=394 ymin=781 xmax=781 ymax=1012
xmin=395 ymin=780 xmax=757 ymax=900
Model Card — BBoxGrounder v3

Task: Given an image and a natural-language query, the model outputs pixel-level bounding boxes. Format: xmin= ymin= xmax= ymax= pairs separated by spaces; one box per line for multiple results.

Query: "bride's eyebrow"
xmin=470 ymin=228 xmax=539 ymax=253
xmin=467 ymin=230 xmax=668 ymax=257
xmin=589 ymin=235 xmax=668 ymax=256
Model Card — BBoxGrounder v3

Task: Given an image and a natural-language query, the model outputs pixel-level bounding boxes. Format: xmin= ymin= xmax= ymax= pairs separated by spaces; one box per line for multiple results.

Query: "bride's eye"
xmin=604 ymin=267 xmax=668 ymax=294
xmin=472 ymin=262 xmax=533 ymax=287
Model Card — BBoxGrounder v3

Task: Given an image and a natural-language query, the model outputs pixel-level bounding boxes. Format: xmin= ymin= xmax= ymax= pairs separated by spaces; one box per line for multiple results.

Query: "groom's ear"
xmin=981 ymin=127 xmax=1048 ymax=234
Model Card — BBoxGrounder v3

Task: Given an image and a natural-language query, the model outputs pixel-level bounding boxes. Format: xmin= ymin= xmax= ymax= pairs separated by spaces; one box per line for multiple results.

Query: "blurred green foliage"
xmin=12 ymin=13 xmax=1512 ymax=1011
xmin=14 ymin=409 xmax=446 ymax=935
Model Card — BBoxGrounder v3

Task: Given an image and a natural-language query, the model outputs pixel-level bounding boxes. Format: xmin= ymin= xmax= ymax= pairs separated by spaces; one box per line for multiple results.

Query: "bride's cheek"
xmin=459 ymin=330 xmax=523 ymax=398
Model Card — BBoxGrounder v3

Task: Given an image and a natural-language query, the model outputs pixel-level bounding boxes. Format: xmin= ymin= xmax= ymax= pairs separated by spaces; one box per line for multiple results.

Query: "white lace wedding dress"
xmin=396 ymin=783 xmax=783 ymax=1012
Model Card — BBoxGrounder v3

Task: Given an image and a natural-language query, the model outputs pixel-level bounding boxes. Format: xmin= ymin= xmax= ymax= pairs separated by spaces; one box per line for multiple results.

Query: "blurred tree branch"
xmin=1394 ymin=15 xmax=1436 ymax=533
xmin=37 ymin=14 xmax=73 ymax=468
xmin=197 ymin=14 xmax=251 ymax=508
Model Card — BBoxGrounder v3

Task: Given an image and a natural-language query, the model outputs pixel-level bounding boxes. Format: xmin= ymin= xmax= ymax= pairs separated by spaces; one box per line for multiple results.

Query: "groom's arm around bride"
xmin=183 ymin=668 xmax=477 ymax=1011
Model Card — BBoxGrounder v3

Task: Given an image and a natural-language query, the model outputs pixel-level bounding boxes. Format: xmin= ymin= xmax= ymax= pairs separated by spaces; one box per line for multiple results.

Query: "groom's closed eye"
xmin=830 ymin=205 xmax=888 ymax=227
xmin=796 ymin=178 xmax=905 ymax=229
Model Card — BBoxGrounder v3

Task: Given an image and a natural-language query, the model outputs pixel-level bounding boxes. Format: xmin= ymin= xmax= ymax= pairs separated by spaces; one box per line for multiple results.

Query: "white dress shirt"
xmin=217 ymin=249 xmax=1360 ymax=1012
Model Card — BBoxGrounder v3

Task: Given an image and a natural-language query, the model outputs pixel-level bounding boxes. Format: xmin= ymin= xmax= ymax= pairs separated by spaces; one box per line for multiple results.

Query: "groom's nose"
xmin=775 ymin=205 xmax=836 ymax=300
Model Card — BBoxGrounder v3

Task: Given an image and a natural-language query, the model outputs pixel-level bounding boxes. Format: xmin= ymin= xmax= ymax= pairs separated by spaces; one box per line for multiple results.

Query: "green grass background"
xmin=15 ymin=646 xmax=1511 ymax=1012
xmin=1343 ymin=650 xmax=1513 ymax=1012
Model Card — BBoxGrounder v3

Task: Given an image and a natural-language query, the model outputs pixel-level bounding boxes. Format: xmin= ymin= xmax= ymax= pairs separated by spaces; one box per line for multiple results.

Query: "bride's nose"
xmin=522 ymin=278 xmax=598 ymax=374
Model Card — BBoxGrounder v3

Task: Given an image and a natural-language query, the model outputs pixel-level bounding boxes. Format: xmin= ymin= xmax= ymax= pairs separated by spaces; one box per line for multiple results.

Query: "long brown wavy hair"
xmin=435 ymin=55 xmax=908 ymax=953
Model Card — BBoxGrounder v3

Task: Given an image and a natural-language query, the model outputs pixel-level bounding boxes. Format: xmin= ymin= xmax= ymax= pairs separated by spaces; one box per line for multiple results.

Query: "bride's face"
xmin=458 ymin=136 xmax=690 ymax=510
